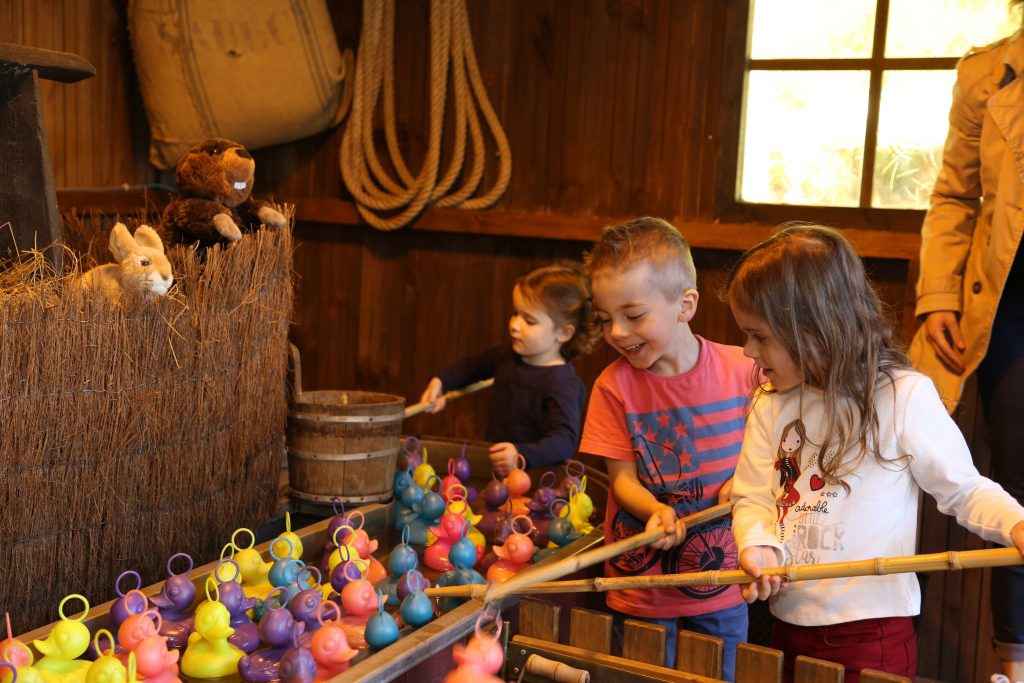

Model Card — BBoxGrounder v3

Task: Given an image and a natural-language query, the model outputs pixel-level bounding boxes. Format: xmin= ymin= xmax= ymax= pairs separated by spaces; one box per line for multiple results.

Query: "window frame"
xmin=716 ymin=0 xmax=960 ymax=231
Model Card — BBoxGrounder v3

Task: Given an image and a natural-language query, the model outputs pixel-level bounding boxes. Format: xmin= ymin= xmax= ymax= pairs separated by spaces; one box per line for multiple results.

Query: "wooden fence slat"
xmin=859 ymin=670 xmax=911 ymax=683
xmin=519 ymin=596 xmax=561 ymax=643
xmin=568 ymin=607 xmax=613 ymax=654
xmin=623 ymin=619 xmax=667 ymax=666
xmin=734 ymin=642 xmax=783 ymax=683
xmin=675 ymin=629 xmax=724 ymax=679
xmin=793 ymin=655 xmax=844 ymax=683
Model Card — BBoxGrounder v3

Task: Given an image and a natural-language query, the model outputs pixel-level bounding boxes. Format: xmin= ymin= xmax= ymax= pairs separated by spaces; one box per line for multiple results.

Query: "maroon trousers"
xmin=774 ymin=616 xmax=917 ymax=683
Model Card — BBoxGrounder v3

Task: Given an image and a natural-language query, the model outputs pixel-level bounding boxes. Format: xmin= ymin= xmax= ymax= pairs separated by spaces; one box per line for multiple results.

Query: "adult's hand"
xmin=924 ymin=311 xmax=966 ymax=374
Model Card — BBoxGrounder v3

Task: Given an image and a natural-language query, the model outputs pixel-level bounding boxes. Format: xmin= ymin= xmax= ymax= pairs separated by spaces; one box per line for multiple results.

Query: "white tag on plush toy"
xmin=234 ymin=182 xmax=247 ymax=190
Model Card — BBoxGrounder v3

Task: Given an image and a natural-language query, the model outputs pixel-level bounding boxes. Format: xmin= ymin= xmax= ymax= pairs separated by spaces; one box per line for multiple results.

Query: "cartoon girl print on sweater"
xmin=775 ymin=419 xmax=806 ymax=529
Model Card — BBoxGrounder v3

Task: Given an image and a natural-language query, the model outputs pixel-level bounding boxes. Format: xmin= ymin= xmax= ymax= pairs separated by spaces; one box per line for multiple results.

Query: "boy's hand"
xmin=419 ymin=377 xmax=445 ymax=413
xmin=717 ymin=476 xmax=734 ymax=504
xmin=489 ymin=442 xmax=519 ymax=476
xmin=739 ymin=546 xmax=783 ymax=603
xmin=646 ymin=505 xmax=686 ymax=550
xmin=1010 ymin=520 xmax=1024 ymax=558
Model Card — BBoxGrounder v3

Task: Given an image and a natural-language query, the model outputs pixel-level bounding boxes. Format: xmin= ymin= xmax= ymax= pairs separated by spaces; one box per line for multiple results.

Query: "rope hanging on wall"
xmin=340 ymin=0 xmax=512 ymax=230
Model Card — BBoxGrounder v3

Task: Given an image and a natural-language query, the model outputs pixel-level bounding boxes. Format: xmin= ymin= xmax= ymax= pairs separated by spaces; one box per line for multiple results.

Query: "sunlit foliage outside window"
xmin=739 ymin=0 xmax=1018 ymax=209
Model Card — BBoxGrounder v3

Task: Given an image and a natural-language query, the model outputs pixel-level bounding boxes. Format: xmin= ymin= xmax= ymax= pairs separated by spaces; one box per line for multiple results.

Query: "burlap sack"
xmin=129 ymin=0 xmax=353 ymax=170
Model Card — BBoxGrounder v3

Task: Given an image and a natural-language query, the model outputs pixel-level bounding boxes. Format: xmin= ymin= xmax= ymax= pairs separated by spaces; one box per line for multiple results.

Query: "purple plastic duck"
xmin=238 ymin=589 xmax=305 ymax=682
xmin=150 ymin=553 xmax=197 ymax=650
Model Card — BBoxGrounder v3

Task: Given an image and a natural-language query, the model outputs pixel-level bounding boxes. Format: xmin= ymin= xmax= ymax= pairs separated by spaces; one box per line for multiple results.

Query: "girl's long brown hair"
xmin=725 ymin=224 xmax=911 ymax=487
xmin=517 ymin=261 xmax=600 ymax=360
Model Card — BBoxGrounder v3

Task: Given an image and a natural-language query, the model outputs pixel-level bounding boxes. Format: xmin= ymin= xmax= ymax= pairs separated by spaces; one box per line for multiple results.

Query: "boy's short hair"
xmin=584 ymin=217 xmax=697 ymax=298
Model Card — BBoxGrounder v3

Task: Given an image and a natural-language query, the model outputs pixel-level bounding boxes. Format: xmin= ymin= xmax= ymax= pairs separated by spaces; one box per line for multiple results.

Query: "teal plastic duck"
xmin=180 ymin=596 xmax=244 ymax=679
xmin=33 ymin=596 xmax=92 ymax=683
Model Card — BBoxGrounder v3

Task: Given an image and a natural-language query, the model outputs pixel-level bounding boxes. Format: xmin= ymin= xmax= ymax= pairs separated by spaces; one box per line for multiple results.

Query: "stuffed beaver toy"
xmin=162 ymin=137 xmax=286 ymax=247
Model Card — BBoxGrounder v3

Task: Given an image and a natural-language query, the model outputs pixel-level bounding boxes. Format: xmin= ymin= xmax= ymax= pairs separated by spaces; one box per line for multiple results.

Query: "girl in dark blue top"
xmin=420 ymin=262 xmax=599 ymax=475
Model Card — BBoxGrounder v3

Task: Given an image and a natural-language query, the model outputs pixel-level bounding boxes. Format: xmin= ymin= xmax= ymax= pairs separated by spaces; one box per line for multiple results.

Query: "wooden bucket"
xmin=287 ymin=389 xmax=405 ymax=504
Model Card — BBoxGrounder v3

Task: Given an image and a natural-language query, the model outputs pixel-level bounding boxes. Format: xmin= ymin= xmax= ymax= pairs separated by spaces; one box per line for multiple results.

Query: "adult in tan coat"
xmin=909 ymin=21 xmax=1024 ymax=681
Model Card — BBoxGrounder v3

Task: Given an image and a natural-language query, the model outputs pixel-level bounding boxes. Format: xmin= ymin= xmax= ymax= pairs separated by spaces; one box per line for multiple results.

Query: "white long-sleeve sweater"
xmin=731 ymin=370 xmax=1024 ymax=626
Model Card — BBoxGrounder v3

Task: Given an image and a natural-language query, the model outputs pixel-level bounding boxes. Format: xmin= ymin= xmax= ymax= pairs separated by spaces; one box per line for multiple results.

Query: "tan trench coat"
xmin=909 ymin=32 xmax=1024 ymax=413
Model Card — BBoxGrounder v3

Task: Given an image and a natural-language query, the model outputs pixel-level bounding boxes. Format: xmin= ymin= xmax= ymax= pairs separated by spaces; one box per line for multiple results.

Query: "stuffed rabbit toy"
xmin=76 ymin=222 xmax=174 ymax=299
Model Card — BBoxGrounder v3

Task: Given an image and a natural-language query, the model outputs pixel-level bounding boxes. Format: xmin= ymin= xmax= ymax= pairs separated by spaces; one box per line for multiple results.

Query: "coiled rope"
xmin=340 ymin=0 xmax=512 ymax=230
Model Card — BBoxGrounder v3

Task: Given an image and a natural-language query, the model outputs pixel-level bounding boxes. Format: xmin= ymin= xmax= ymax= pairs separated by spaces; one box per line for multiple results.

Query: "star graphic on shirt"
xmin=633 ymin=419 xmax=644 ymax=434
xmin=643 ymin=428 xmax=657 ymax=444
xmin=678 ymin=449 xmax=693 ymax=469
xmin=657 ymin=412 xmax=671 ymax=428
xmin=673 ymin=421 xmax=688 ymax=439
xmin=659 ymin=438 xmax=676 ymax=455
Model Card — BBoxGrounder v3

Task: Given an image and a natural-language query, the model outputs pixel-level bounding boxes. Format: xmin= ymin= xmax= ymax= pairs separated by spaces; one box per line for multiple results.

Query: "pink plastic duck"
xmin=442 ymin=612 xmax=504 ymax=683
xmin=309 ymin=603 xmax=358 ymax=682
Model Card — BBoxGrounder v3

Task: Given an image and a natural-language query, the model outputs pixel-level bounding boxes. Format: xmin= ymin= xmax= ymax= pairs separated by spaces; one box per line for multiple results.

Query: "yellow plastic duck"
xmin=326 ymin=528 xmax=369 ymax=577
xmin=413 ymin=448 xmax=436 ymax=491
xmin=231 ymin=528 xmax=273 ymax=601
xmin=180 ymin=582 xmax=244 ymax=679
xmin=33 ymin=596 xmax=92 ymax=683
xmin=270 ymin=512 xmax=304 ymax=561
xmin=84 ymin=631 xmax=126 ymax=683
xmin=560 ymin=478 xmax=595 ymax=535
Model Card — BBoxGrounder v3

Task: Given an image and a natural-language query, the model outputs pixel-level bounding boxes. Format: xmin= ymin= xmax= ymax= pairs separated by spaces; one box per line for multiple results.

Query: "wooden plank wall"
xmin=0 ymin=1 xmax=1002 ymax=681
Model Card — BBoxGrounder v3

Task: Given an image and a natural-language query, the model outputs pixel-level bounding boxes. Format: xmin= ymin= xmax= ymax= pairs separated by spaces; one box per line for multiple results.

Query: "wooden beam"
xmin=54 ymin=191 xmax=921 ymax=260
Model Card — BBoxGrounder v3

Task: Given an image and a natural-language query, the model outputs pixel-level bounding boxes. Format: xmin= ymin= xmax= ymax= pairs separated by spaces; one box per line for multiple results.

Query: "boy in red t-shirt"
xmin=580 ymin=217 xmax=754 ymax=681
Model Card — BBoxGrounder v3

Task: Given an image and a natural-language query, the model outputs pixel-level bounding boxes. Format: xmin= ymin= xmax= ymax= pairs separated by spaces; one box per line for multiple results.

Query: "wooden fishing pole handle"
xmin=525 ymin=654 xmax=590 ymax=683
xmin=403 ymin=377 xmax=495 ymax=418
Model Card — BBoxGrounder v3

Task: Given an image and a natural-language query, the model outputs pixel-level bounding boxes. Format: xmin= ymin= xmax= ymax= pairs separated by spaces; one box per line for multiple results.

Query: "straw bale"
xmin=0 ymin=214 xmax=294 ymax=633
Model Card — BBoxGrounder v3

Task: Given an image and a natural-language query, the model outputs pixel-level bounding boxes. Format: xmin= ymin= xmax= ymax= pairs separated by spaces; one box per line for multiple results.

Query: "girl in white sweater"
xmin=725 ymin=224 xmax=1024 ymax=681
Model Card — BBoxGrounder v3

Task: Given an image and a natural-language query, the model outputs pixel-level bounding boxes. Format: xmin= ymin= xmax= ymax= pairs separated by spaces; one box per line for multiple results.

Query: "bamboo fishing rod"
xmin=403 ymin=378 xmax=495 ymax=418
xmin=428 ymin=546 xmax=1024 ymax=600
xmin=480 ymin=501 xmax=733 ymax=603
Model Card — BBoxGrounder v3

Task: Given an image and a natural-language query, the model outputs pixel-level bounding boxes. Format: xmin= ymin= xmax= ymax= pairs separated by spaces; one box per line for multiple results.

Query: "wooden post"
xmin=518 ymin=596 xmax=561 ymax=643
xmin=568 ymin=608 xmax=613 ymax=655
xmin=794 ymin=655 xmax=844 ymax=683
xmin=675 ymin=630 xmax=724 ymax=679
xmin=622 ymin=619 xmax=667 ymax=667
xmin=735 ymin=642 xmax=783 ymax=683
xmin=0 ymin=42 xmax=95 ymax=270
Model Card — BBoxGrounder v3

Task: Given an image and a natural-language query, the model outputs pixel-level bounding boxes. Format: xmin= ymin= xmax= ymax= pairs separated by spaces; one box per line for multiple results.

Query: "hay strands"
xmin=480 ymin=502 xmax=733 ymax=603
xmin=403 ymin=377 xmax=495 ymax=418
xmin=430 ymin=546 xmax=1024 ymax=600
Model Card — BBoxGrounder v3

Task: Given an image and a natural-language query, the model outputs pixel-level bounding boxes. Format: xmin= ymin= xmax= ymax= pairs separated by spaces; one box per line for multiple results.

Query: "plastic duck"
xmin=376 ymin=527 xmax=417 ymax=607
xmin=271 ymin=512 xmax=305 ymax=562
xmin=326 ymin=549 xmax=365 ymax=605
xmin=115 ymin=606 xmax=159 ymax=663
xmin=525 ymin=471 xmax=561 ymax=546
xmin=309 ymin=604 xmax=358 ymax=680
xmin=398 ymin=573 xmax=434 ymax=629
xmin=213 ymin=560 xmax=260 ymax=653
xmin=475 ymin=472 xmax=510 ymax=540
xmin=317 ymin=498 xmax=352 ymax=574
xmin=231 ymin=528 xmax=274 ymax=601
xmin=326 ymin=527 xmax=368 ymax=578
xmin=267 ymin=540 xmax=306 ymax=603
xmin=432 ymin=493 xmax=485 ymax=560
xmin=149 ymin=554 xmax=197 ymax=650
xmin=425 ymin=512 xmax=468 ymax=572
xmin=503 ymin=455 xmax=532 ymax=517
xmin=128 ymin=627 xmax=179 ymax=683
xmin=337 ymin=570 xmax=378 ymax=650
xmin=84 ymin=631 xmax=125 ymax=683
xmin=486 ymin=516 xmax=536 ymax=583
xmin=400 ymin=436 xmax=423 ymax=471
xmin=335 ymin=511 xmax=386 ymax=585
xmin=363 ymin=592 xmax=399 ymax=653
xmin=288 ymin=567 xmax=325 ymax=639
xmin=449 ymin=442 xmax=477 ymax=502
xmin=436 ymin=534 xmax=486 ymax=612
xmin=108 ymin=572 xmax=147 ymax=636
xmin=238 ymin=588 xmax=305 ymax=682
xmin=442 ymin=612 xmax=504 ymax=683
xmin=277 ymin=641 xmax=316 ymax=683
xmin=1 ymin=613 xmax=32 ymax=670
xmin=180 ymin=581 xmax=245 ymax=680
xmin=392 ymin=476 xmax=424 ymax=534
xmin=558 ymin=459 xmax=586 ymax=499
xmin=406 ymin=477 xmax=446 ymax=546
xmin=412 ymin=447 xmax=436 ymax=490
xmin=33 ymin=595 xmax=92 ymax=683
xmin=561 ymin=477 xmax=595 ymax=535
xmin=537 ymin=498 xmax=584 ymax=561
